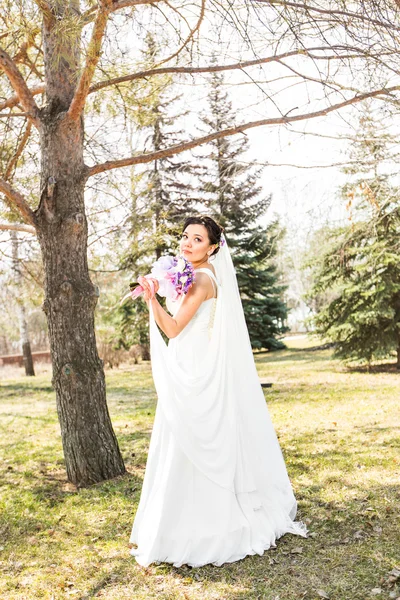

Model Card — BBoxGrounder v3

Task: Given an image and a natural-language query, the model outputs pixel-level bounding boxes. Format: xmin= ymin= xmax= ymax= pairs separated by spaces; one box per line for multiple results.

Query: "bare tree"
xmin=1 ymin=0 xmax=400 ymax=486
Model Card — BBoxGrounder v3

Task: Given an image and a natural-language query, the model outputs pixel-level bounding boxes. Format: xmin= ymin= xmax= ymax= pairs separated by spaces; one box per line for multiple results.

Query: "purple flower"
xmin=123 ymin=253 xmax=196 ymax=303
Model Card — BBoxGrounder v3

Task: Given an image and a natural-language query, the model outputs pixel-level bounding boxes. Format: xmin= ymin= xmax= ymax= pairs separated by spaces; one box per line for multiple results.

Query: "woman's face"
xmin=179 ymin=224 xmax=215 ymax=263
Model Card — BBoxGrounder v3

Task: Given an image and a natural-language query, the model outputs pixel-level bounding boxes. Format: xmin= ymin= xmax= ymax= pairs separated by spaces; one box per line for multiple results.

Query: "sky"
xmin=247 ymin=119 xmax=350 ymax=239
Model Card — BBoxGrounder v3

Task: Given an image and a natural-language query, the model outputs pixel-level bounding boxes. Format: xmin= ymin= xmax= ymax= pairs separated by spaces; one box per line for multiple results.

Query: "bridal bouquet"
xmin=121 ymin=255 xmax=196 ymax=303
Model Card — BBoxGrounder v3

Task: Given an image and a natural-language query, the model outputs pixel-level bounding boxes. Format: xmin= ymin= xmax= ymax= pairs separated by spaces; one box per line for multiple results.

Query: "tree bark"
xmin=397 ymin=330 xmax=400 ymax=370
xmin=141 ymin=344 xmax=151 ymax=361
xmin=34 ymin=111 xmax=125 ymax=486
xmin=22 ymin=340 xmax=35 ymax=377
xmin=32 ymin=2 xmax=126 ymax=486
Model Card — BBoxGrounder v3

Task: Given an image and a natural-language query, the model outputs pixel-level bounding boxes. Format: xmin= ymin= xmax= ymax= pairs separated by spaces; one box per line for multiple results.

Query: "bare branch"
xmin=256 ymin=1 xmax=400 ymax=32
xmin=4 ymin=122 xmax=32 ymax=181
xmin=0 ymin=223 xmax=36 ymax=234
xmin=80 ymin=0 xmax=161 ymax=26
xmin=260 ymin=161 xmax=376 ymax=169
xmin=111 ymin=0 xmax=162 ymax=8
xmin=0 ymin=179 xmax=36 ymax=226
xmin=153 ymin=0 xmax=206 ymax=68
xmin=0 ymin=45 xmax=380 ymax=110
xmin=68 ymin=2 xmax=113 ymax=121
xmin=0 ymin=112 xmax=33 ymax=118
xmin=0 ymin=47 xmax=40 ymax=127
xmin=87 ymin=85 xmax=400 ymax=178
xmin=0 ymin=84 xmax=45 ymax=111
xmin=89 ymin=45 xmax=366 ymax=93
xmin=68 ymin=0 xmax=166 ymax=118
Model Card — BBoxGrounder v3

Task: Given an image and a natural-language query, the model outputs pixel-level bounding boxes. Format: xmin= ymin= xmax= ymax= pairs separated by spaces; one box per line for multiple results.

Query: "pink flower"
xmin=121 ymin=254 xmax=195 ymax=304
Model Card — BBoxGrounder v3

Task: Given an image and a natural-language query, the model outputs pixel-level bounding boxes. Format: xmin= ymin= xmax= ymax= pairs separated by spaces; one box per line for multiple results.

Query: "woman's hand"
xmin=138 ymin=276 xmax=160 ymax=303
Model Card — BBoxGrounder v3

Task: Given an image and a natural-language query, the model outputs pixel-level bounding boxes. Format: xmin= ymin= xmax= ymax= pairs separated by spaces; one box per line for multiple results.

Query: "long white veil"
xmin=148 ymin=233 xmax=307 ymax=534
xmin=212 ymin=234 xmax=303 ymax=521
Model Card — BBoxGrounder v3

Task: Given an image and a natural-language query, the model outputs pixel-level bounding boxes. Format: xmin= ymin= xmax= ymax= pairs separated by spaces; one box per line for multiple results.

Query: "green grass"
xmin=0 ymin=340 xmax=399 ymax=600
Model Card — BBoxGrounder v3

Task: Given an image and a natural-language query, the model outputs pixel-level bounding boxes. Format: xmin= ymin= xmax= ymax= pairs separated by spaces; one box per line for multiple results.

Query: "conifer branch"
xmin=4 ymin=122 xmax=32 ymax=181
xmin=0 ymin=47 xmax=40 ymax=127
xmin=86 ymin=85 xmax=400 ymax=178
xmin=68 ymin=1 xmax=113 ymax=121
xmin=0 ymin=222 xmax=36 ymax=234
xmin=0 ymin=112 xmax=33 ymax=118
xmin=0 ymin=84 xmax=46 ymax=111
xmin=33 ymin=0 xmax=53 ymax=17
xmin=0 ymin=179 xmax=36 ymax=226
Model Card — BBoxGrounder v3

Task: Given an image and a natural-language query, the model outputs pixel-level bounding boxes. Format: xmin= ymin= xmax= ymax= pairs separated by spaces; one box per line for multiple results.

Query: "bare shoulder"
xmin=192 ymin=271 xmax=211 ymax=291
xmin=195 ymin=265 xmax=216 ymax=277
xmin=192 ymin=270 xmax=215 ymax=301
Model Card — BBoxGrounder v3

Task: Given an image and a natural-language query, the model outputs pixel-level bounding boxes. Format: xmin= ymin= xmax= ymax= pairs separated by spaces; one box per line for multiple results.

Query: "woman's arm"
xmin=141 ymin=274 xmax=209 ymax=339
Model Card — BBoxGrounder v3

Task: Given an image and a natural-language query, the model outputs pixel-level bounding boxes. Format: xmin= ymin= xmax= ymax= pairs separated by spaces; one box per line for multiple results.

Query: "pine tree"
xmin=123 ymin=34 xmax=199 ymax=265
xmin=198 ymin=70 xmax=288 ymax=349
xmin=114 ymin=35 xmax=200 ymax=353
xmin=307 ymin=106 xmax=400 ymax=367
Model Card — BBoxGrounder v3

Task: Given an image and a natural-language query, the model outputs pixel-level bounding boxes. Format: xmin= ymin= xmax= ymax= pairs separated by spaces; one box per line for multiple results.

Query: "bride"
xmin=129 ymin=215 xmax=307 ymax=568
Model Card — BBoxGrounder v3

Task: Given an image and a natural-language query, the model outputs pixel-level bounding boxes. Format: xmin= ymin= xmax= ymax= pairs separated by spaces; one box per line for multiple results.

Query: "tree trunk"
xmin=35 ymin=112 xmax=126 ymax=486
xmin=154 ymin=114 xmax=162 ymax=260
xmin=141 ymin=343 xmax=151 ymax=361
xmin=397 ymin=333 xmax=400 ymax=370
xmin=22 ymin=341 xmax=35 ymax=376
xmin=33 ymin=4 xmax=126 ymax=486
xmin=11 ymin=232 xmax=35 ymax=377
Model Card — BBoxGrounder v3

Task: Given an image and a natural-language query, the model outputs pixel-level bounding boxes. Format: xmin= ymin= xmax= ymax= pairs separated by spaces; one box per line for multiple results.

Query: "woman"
xmin=130 ymin=215 xmax=307 ymax=568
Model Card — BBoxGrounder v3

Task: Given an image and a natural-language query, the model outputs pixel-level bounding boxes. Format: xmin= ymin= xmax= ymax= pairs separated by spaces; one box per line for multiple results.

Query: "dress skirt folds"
xmin=130 ymin=268 xmax=307 ymax=568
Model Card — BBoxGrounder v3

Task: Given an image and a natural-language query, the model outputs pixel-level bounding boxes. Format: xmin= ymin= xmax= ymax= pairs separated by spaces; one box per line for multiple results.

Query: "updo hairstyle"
xmin=182 ymin=216 xmax=224 ymax=256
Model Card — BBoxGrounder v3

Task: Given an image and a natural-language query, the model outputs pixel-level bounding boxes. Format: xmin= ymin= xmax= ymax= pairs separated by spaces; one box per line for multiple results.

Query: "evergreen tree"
xmin=123 ymin=33 xmax=199 ymax=266
xmin=307 ymin=107 xmax=400 ymax=366
xmin=198 ymin=70 xmax=288 ymax=349
xmin=114 ymin=35 xmax=200 ymax=353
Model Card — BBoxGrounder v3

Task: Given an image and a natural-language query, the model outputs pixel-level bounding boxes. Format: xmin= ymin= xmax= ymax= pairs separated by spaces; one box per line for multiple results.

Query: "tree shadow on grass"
xmin=346 ymin=362 xmax=400 ymax=374
xmin=0 ymin=382 xmax=54 ymax=397
xmin=255 ymin=350 xmax=334 ymax=366
xmin=0 ymin=468 xmax=144 ymax=548
xmin=78 ymin=472 xmax=400 ymax=600
xmin=79 ymin=420 xmax=400 ymax=599
xmin=263 ymin=381 xmax=389 ymax=406
xmin=2 ymin=422 xmax=399 ymax=600
xmin=0 ymin=411 xmax=56 ymax=424
xmin=285 ymin=424 xmax=400 ymax=473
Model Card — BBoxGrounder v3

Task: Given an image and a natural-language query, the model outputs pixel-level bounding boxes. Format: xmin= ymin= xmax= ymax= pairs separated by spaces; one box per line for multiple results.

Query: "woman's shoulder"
xmin=194 ymin=266 xmax=217 ymax=278
xmin=193 ymin=268 xmax=218 ymax=300
xmin=193 ymin=270 xmax=212 ymax=288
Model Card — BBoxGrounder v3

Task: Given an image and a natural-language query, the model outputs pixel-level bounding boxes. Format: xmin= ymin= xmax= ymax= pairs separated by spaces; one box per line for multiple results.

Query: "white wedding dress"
xmin=130 ymin=244 xmax=307 ymax=568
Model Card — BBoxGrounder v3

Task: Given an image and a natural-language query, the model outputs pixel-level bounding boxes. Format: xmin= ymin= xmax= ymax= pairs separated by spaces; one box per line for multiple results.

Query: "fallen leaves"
xmin=388 ymin=567 xmax=400 ymax=583
xmin=370 ymin=566 xmax=400 ymax=598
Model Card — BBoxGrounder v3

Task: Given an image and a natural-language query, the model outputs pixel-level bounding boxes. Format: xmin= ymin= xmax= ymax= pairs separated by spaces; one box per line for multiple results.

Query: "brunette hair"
xmin=182 ymin=216 xmax=224 ymax=255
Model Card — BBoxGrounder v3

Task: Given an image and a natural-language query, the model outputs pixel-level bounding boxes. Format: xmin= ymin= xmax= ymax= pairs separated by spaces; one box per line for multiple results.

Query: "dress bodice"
xmin=166 ymin=268 xmax=219 ymax=339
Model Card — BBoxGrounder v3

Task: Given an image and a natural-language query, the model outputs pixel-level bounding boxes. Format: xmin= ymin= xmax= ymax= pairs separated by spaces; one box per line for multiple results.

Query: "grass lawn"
xmin=0 ymin=338 xmax=399 ymax=600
